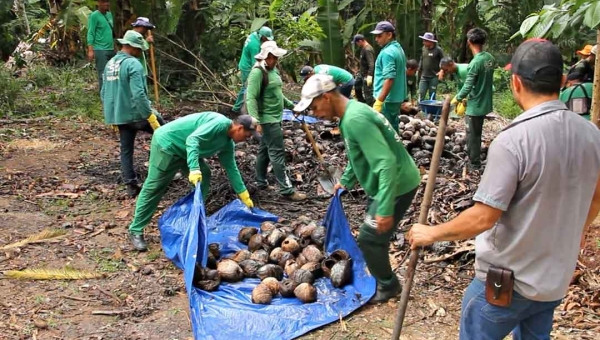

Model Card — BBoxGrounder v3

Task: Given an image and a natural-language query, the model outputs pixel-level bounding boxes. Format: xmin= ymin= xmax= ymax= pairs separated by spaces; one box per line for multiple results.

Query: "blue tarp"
xmin=158 ymin=188 xmax=377 ymax=340
xmin=281 ymin=109 xmax=320 ymax=124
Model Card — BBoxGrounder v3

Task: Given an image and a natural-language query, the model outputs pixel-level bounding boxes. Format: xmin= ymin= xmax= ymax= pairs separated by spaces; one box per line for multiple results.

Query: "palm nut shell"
xmin=251 ymin=283 xmax=273 ymax=304
xmin=257 ymin=264 xmax=284 ymax=281
xmin=238 ymin=227 xmax=258 ymax=245
xmin=248 ymin=234 xmax=265 ymax=251
xmin=261 ymin=277 xmax=280 ymax=295
xmin=330 ymin=259 xmax=352 ymax=288
xmin=301 ymin=261 xmax=323 ymax=279
xmin=279 ymin=279 xmax=298 ymax=297
xmin=250 ymin=249 xmax=269 ymax=264
xmin=260 ymin=221 xmax=276 ymax=233
xmin=216 ymin=259 xmax=244 ymax=282
xmin=281 ymin=238 xmax=300 ymax=254
xmin=302 ymin=245 xmax=324 ymax=263
xmin=239 ymin=259 xmax=262 ymax=278
xmin=310 ymin=226 xmax=326 ymax=247
xmin=294 ymin=283 xmax=317 ymax=303
xmin=292 ymin=268 xmax=315 ymax=285
xmin=230 ymin=249 xmax=251 ymax=263
xmin=267 ymin=229 xmax=286 ymax=248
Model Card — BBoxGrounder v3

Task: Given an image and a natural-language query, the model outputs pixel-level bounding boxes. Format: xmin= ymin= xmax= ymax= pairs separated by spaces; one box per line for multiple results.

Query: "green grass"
xmin=493 ymin=90 xmax=521 ymax=120
xmin=1 ymin=63 xmax=102 ymax=120
xmin=88 ymin=249 xmax=124 ymax=273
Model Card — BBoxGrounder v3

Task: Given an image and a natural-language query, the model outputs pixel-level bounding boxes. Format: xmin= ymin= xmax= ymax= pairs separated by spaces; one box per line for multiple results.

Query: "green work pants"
xmin=94 ymin=50 xmax=116 ymax=93
xmin=418 ymin=76 xmax=439 ymax=100
xmin=358 ymin=187 xmax=417 ymax=289
xmin=255 ymin=122 xmax=294 ymax=195
xmin=128 ymin=141 xmax=211 ymax=235
xmin=381 ymin=102 xmax=402 ymax=133
xmin=466 ymin=115 xmax=485 ymax=167
xmin=232 ymin=70 xmax=250 ymax=113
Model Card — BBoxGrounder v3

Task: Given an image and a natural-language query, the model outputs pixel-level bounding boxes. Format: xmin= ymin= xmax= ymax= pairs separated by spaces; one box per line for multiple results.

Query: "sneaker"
xmin=284 ymin=192 xmax=307 ymax=201
xmin=129 ymin=233 xmax=148 ymax=251
xmin=126 ymin=184 xmax=141 ymax=198
xmin=369 ymin=280 xmax=401 ymax=304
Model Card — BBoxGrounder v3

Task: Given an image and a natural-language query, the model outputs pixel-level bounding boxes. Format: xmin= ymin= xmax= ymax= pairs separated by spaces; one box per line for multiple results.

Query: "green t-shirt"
xmin=87 ymin=10 xmax=114 ymax=51
xmin=374 ymin=41 xmax=407 ymax=103
xmin=152 ymin=112 xmax=247 ymax=194
xmin=339 ymin=100 xmax=420 ymax=216
xmin=559 ymin=83 xmax=592 ymax=120
xmin=455 ymin=63 xmax=468 ymax=89
xmin=101 ymin=52 xmax=151 ymax=125
xmin=456 ymin=52 xmax=495 ymax=116
xmin=313 ymin=64 xmax=353 ymax=84
xmin=246 ymin=65 xmax=294 ymax=124
xmin=238 ymin=32 xmax=262 ymax=72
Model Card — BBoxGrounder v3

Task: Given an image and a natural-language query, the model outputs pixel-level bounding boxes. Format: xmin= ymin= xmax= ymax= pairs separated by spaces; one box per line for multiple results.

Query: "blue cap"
xmin=371 ymin=21 xmax=395 ymax=35
xmin=352 ymin=34 xmax=365 ymax=43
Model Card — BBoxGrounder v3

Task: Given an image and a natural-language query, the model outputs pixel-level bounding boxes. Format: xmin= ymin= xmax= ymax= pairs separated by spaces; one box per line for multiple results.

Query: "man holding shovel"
xmin=128 ymin=112 xmax=258 ymax=251
xmin=129 ymin=17 xmax=155 ymax=77
xmin=102 ymin=30 xmax=163 ymax=198
xmin=371 ymin=21 xmax=408 ymax=132
xmin=247 ymin=41 xmax=306 ymax=201
xmin=408 ymin=39 xmax=600 ymax=339
xmin=231 ymin=26 xmax=275 ymax=115
xmin=295 ymin=74 xmax=421 ymax=303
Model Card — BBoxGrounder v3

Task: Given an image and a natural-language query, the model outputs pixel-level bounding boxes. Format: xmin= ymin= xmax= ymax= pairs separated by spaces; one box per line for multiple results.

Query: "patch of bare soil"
xmin=0 ymin=115 xmax=597 ymax=340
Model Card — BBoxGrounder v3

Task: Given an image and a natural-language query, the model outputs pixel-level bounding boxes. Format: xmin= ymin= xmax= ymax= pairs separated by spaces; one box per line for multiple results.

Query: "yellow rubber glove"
xmin=451 ymin=96 xmax=459 ymax=106
xmin=366 ymin=75 xmax=373 ymax=87
xmin=188 ymin=170 xmax=202 ymax=186
xmin=147 ymin=113 xmax=161 ymax=131
xmin=456 ymin=102 xmax=466 ymax=117
xmin=373 ymin=99 xmax=383 ymax=112
xmin=238 ymin=190 xmax=254 ymax=208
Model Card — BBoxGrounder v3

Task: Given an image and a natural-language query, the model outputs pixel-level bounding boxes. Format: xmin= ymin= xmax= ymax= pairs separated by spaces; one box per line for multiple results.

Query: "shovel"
xmin=300 ymin=120 xmax=341 ymax=195
xmin=391 ymin=95 xmax=451 ymax=339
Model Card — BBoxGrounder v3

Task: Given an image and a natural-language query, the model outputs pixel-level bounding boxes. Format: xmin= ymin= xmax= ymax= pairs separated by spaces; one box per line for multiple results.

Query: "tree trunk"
xmin=19 ymin=0 xmax=31 ymax=36
xmin=593 ymin=29 xmax=600 ymax=128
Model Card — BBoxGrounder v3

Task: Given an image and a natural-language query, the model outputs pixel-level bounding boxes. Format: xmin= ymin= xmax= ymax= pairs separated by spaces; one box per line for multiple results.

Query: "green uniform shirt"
xmin=407 ymin=74 xmax=417 ymax=101
xmin=340 ymin=101 xmax=421 ymax=216
xmin=246 ymin=65 xmax=294 ymax=124
xmin=314 ymin=64 xmax=353 ymax=84
xmin=101 ymin=52 xmax=151 ymax=125
xmin=456 ymin=51 xmax=495 ymax=116
xmin=374 ymin=41 xmax=407 ymax=103
xmin=559 ymin=83 xmax=593 ymax=120
xmin=238 ymin=32 xmax=262 ymax=72
xmin=455 ymin=63 xmax=468 ymax=89
xmin=87 ymin=10 xmax=114 ymax=51
xmin=419 ymin=45 xmax=444 ymax=78
xmin=153 ymin=112 xmax=247 ymax=194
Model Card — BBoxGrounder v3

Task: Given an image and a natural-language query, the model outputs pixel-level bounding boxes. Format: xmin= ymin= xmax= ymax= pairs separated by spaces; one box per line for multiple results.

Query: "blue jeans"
xmin=460 ymin=279 xmax=562 ymax=340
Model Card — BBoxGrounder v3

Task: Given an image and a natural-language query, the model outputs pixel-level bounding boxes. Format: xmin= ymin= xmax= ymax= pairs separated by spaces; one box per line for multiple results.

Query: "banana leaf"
xmin=317 ymin=0 xmax=343 ymax=67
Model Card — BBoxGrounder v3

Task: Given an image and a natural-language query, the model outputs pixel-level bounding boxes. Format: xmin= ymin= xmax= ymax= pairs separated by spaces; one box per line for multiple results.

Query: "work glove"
xmin=238 ymin=190 xmax=254 ymax=208
xmin=147 ymin=113 xmax=161 ymax=131
xmin=373 ymin=99 xmax=383 ymax=113
xmin=188 ymin=170 xmax=202 ymax=186
xmin=366 ymin=75 xmax=373 ymax=87
xmin=456 ymin=102 xmax=466 ymax=117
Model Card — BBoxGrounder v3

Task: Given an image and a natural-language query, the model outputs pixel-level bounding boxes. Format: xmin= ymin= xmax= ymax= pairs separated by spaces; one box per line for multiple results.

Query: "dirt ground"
xmin=0 ymin=116 xmax=598 ymax=340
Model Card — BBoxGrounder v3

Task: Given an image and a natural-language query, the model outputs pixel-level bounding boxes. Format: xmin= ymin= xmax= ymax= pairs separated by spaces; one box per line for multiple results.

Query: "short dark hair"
xmin=567 ymin=71 xmax=585 ymax=82
xmin=518 ymin=76 xmax=561 ymax=95
xmin=467 ymin=28 xmax=487 ymax=45
xmin=406 ymin=59 xmax=418 ymax=69
xmin=439 ymin=57 xmax=454 ymax=68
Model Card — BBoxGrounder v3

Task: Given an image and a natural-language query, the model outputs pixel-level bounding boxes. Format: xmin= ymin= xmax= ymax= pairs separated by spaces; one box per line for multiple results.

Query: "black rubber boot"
xmin=369 ymin=279 xmax=401 ymax=304
xmin=126 ymin=184 xmax=141 ymax=198
xmin=129 ymin=233 xmax=148 ymax=251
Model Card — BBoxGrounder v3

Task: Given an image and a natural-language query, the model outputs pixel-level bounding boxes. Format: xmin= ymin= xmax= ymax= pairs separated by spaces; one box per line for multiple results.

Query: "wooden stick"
xmin=91 ymin=309 xmax=133 ymax=316
xmin=391 ymin=96 xmax=451 ymax=339
xmin=148 ymin=30 xmax=160 ymax=108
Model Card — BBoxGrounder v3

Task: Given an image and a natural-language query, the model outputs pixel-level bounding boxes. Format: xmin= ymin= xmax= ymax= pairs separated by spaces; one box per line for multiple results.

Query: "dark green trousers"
xmin=466 ymin=115 xmax=485 ymax=167
xmin=381 ymin=102 xmax=401 ymax=133
xmin=255 ymin=122 xmax=294 ymax=195
xmin=94 ymin=50 xmax=116 ymax=92
xmin=358 ymin=188 xmax=418 ymax=289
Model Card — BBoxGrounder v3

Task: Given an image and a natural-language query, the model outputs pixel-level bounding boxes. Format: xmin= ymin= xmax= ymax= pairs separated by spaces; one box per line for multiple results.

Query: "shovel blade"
xmin=317 ymin=166 xmax=343 ymax=195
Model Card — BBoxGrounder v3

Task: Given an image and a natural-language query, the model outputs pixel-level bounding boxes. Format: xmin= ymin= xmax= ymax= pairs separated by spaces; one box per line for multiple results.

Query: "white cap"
xmin=293 ymin=74 xmax=337 ymax=112
xmin=254 ymin=41 xmax=287 ymax=60
xmin=592 ymin=45 xmax=598 ymax=55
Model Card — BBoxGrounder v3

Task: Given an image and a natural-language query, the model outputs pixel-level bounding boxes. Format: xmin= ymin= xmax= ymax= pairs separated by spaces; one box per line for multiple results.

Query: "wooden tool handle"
xmin=391 ymin=95 xmax=452 ymax=339
xmin=148 ymin=30 xmax=160 ymax=107
xmin=301 ymin=121 xmax=325 ymax=163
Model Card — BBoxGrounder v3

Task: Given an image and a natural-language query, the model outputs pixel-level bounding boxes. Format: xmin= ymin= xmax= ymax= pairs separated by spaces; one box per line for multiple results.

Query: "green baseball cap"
xmin=258 ymin=26 xmax=274 ymax=41
xmin=118 ymin=30 xmax=149 ymax=51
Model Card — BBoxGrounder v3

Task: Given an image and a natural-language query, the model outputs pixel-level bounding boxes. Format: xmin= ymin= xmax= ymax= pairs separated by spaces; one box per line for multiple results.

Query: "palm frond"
xmin=1 ymin=228 xmax=67 ymax=250
xmin=4 ymin=268 xmax=105 ymax=280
